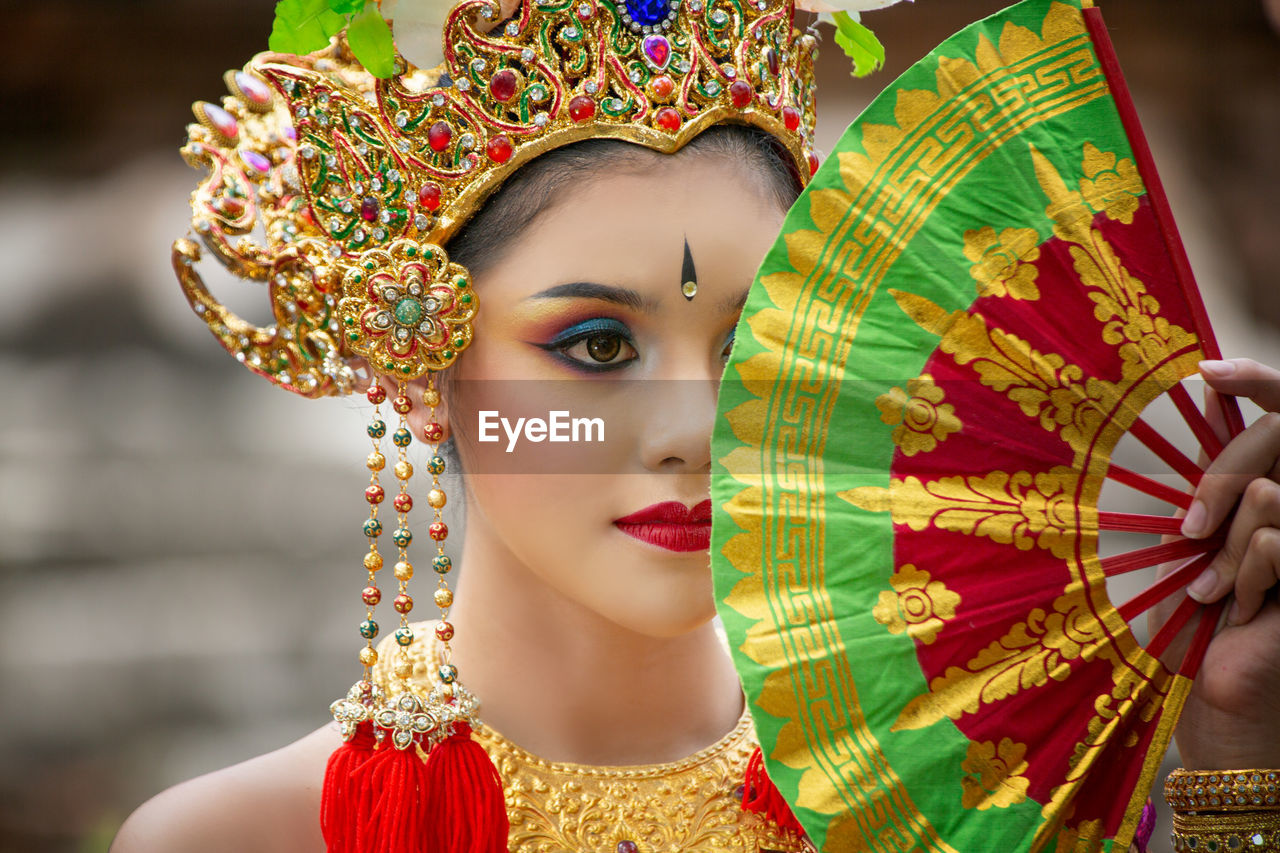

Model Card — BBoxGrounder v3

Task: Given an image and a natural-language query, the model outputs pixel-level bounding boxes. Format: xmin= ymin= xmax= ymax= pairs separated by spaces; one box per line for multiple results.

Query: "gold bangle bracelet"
xmin=1169 ymin=811 xmax=1280 ymax=851
xmin=1166 ymin=770 xmax=1280 ymax=812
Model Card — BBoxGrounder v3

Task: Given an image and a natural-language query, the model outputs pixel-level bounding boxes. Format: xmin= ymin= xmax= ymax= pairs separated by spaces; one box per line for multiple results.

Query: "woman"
xmin=113 ymin=0 xmax=1280 ymax=850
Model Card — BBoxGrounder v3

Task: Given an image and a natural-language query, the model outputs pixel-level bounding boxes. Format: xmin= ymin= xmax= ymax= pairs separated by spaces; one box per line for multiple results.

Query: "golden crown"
xmin=173 ymin=0 xmax=818 ymax=396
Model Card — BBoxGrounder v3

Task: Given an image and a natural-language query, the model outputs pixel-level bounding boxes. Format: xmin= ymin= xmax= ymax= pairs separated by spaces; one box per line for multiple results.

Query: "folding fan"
xmin=711 ymin=1 xmax=1246 ymax=850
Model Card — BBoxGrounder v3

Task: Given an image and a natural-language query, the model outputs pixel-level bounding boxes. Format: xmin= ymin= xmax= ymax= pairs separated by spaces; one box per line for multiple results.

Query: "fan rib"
xmin=1180 ymin=601 xmax=1226 ymax=679
xmin=1168 ymin=382 xmax=1225 ymax=460
xmin=1144 ymin=594 xmax=1199 ymax=660
xmin=1127 ymin=417 xmax=1202 ymax=486
xmin=1116 ymin=552 xmax=1212 ymax=622
xmin=1100 ymin=535 xmax=1222 ymax=578
xmin=1097 ymin=512 xmax=1184 ymax=535
xmin=1105 ymin=463 xmax=1193 ymax=509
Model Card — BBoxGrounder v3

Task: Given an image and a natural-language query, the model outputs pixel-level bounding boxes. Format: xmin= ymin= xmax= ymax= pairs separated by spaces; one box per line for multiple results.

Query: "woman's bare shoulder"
xmin=110 ymin=723 xmax=342 ymax=853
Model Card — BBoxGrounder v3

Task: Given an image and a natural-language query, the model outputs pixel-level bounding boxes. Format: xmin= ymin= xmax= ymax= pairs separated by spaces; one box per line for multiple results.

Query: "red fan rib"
xmin=1180 ymin=601 xmax=1226 ymax=678
xmin=1116 ymin=552 xmax=1213 ymax=622
xmin=1097 ymin=512 xmax=1184 ymax=536
xmin=1127 ymin=417 xmax=1202 ymax=486
xmin=1100 ymin=535 xmax=1223 ymax=577
xmin=1144 ymin=594 xmax=1200 ymax=660
xmin=1167 ymin=382 xmax=1224 ymax=460
xmin=1105 ymin=463 xmax=1194 ymax=510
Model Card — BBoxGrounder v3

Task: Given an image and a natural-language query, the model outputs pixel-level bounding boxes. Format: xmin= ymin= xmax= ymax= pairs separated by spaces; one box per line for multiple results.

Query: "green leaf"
xmin=346 ymin=4 xmax=397 ymax=78
xmin=831 ymin=11 xmax=886 ymax=78
xmin=268 ymin=0 xmax=346 ymax=55
xmin=326 ymin=0 xmax=367 ymax=14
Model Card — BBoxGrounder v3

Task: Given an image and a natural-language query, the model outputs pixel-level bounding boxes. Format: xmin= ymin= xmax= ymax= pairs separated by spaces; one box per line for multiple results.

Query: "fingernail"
xmin=1187 ymin=568 xmax=1218 ymax=602
xmin=1181 ymin=500 xmax=1208 ymax=539
xmin=1199 ymin=359 xmax=1235 ymax=378
xmin=1227 ymin=600 xmax=1242 ymax=626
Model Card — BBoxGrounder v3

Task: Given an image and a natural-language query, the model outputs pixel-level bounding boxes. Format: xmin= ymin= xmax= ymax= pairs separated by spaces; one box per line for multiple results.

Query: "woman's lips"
xmin=614 ymin=500 xmax=712 ymax=552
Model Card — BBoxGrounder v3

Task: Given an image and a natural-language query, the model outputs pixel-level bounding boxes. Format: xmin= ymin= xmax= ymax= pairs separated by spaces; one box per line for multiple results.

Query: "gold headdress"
xmin=172 ymin=0 xmax=821 ymax=849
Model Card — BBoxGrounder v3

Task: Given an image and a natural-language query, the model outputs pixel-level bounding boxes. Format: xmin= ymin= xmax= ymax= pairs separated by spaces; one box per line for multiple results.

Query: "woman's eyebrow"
xmin=526 ymin=281 xmax=658 ymax=313
xmin=720 ymin=288 xmax=750 ymax=316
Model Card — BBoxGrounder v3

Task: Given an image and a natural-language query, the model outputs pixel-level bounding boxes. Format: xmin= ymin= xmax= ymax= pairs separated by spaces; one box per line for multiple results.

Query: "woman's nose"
xmin=635 ymin=374 xmax=720 ymax=473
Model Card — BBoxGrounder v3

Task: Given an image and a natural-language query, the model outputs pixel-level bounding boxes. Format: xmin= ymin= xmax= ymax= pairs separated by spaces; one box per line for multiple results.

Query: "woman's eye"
xmin=538 ymin=318 xmax=638 ymax=372
xmin=721 ymin=330 xmax=736 ymax=362
xmin=561 ymin=331 xmax=636 ymax=366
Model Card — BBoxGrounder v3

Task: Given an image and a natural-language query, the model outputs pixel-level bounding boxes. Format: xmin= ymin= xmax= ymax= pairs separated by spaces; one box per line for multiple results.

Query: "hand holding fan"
xmin=712 ymin=1 xmax=1257 ymax=849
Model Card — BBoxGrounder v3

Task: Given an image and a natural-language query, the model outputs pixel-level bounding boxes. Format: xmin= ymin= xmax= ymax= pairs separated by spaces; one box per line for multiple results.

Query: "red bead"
xmin=392 ymin=395 xmax=412 ymax=414
xmin=808 ymin=152 xmax=819 ymax=176
xmin=729 ymin=80 xmax=753 ymax=108
xmin=360 ymin=196 xmax=379 ymax=222
xmin=765 ymin=47 xmax=780 ymax=77
xmin=300 ymin=206 xmax=317 ymax=228
xmin=428 ymin=121 xmax=452 ymax=152
xmin=367 ymin=384 xmax=387 ymax=404
xmin=394 ymin=594 xmax=414 ymax=614
xmin=365 ymin=484 xmax=385 ymax=504
xmin=489 ymin=70 xmax=518 ymax=102
xmin=362 ymin=586 xmax=382 ymax=606
xmin=435 ymin=621 xmax=455 ymax=641
xmin=393 ymin=493 xmax=413 ymax=513
xmin=418 ymin=183 xmax=442 ymax=211
xmin=486 ymin=134 xmax=513 ymax=163
xmin=655 ymin=107 xmax=680 ymax=131
xmin=568 ymin=95 xmax=596 ymax=122
xmin=422 ymin=422 xmax=444 ymax=442
xmin=428 ymin=521 xmax=449 ymax=541
xmin=649 ymin=75 xmax=674 ymax=99
xmin=781 ymin=106 xmax=800 ymax=131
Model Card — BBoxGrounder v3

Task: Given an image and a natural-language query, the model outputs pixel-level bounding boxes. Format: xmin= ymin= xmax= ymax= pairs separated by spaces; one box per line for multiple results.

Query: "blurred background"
xmin=1 ymin=1 xmax=1278 ymax=851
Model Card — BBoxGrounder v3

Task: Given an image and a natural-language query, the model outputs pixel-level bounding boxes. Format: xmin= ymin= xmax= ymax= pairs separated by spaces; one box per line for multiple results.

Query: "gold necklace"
xmin=373 ymin=627 xmax=809 ymax=853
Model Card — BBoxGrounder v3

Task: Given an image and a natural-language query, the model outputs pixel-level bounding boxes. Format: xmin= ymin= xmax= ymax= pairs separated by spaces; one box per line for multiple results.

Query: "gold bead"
xmin=394 ymin=460 xmax=413 ymax=480
xmin=422 ymin=388 xmax=441 ymax=408
xmin=394 ymin=560 xmax=414 ymax=581
xmin=364 ymin=551 xmax=384 ymax=571
xmin=394 ymin=660 xmax=414 ymax=680
xmin=367 ymin=451 xmax=386 ymax=471
xmin=433 ymin=587 xmax=453 ymax=608
xmin=427 ymin=488 xmax=447 ymax=509
xmin=359 ymin=647 xmax=378 ymax=666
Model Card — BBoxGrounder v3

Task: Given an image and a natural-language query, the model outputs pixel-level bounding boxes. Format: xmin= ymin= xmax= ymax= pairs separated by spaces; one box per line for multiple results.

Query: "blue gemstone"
xmin=624 ymin=0 xmax=668 ymax=25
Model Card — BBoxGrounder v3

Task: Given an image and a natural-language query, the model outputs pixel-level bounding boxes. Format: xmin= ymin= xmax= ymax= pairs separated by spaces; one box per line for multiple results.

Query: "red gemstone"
xmin=392 ymin=395 xmax=412 ymax=414
xmin=781 ymin=105 xmax=800 ymax=131
xmin=568 ymin=95 xmax=596 ymax=122
xmin=807 ymin=152 xmax=819 ymax=176
xmin=362 ymin=586 xmax=382 ymax=606
xmin=418 ymin=183 xmax=442 ymax=211
xmin=235 ymin=71 xmax=273 ymax=107
xmin=360 ymin=196 xmax=379 ymax=222
xmin=393 ymin=493 xmax=413 ymax=513
xmin=486 ymin=134 xmax=514 ymax=163
xmin=655 ymin=107 xmax=681 ymax=131
xmin=649 ymin=75 xmax=674 ymax=99
xmin=489 ymin=70 xmax=518 ymax=102
xmin=435 ymin=621 xmax=455 ymax=641
xmin=365 ymin=485 xmax=385 ymax=504
xmin=764 ymin=47 xmax=780 ymax=77
xmin=198 ymin=102 xmax=239 ymax=142
xmin=300 ymin=206 xmax=316 ymax=227
xmin=367 ymin=385 xmax=387 ymax=404
xmin=428 ymin=121 xmax=452 ymax=152
xmin=423 ymin=422 xmax=444 ymax=441
xmin=394 ymin=594 xmax=414 ymax=614
xmin=429 ymin=521 xmax=449 ymax=541
xmin=729 ymin=80 xmax=753 ymax=108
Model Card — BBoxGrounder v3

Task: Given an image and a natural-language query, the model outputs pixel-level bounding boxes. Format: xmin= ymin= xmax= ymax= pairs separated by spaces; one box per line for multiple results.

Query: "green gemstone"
xmin=352 ymin=273 xmax=362 ymax=283
xmin=406 ymin=246 xmax=417 ymax=257
xmin=344 ymin=317 xmax=354 ymax=326
xmin=347 ymin=332 xmax=359 ymax=342
xmin=364 ymin=261 xmax=375 ymax=270
xmin=384 ymin=361 xmax=394 ymax=370
xmin=459 ymin=294 xmax=472 ymax=304
xmin=453 ymin=336 xmax=465 ymax=348
xmin=393 ymin=297 xmax=424 ymax=326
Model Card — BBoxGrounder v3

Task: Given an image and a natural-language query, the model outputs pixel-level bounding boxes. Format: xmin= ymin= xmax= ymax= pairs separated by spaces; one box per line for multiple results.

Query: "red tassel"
xmin=321 ymin=723 xmax=376 ymax=853
xmin=741 ymin=746 xmax=804 ymax=834
xmin=421 ymin=724 xmax=510 ymax=853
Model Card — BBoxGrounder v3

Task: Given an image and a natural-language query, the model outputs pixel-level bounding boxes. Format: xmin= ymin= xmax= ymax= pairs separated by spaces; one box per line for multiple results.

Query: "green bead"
xmin=438 ymin=663 xmax=457 ymax=683
xmin=459 ymin=294 xmax=472 ymax=304
xmin=344 ymin=317 xmax=355 ymax=326
xmin=395 ymin=627 xmax=414 ymax=646
xmin=393 ymin=428 xmax=412 ymax=447
xmin=352 ymin=273 xmax=362 ymax=283
xmin=364 ymin=261 xmax=375 ymax=271
xmin=432 ymin=554 xmax=452 ymax=574
xmin=348 ymin=332 xmax=359 ymax=342
xmin=406 ymin=246 xmax=417 ymax=257
xmin=427 ymin=455 xmax=446 ymax=475
xmin=359 ymin=619 xmax=379 ymax=639
xmin=367 ymin=419 xmax=386 ymax=438
xmin=393 ymin=527 xmax=412 ymax=547
xmin=363 ymin=518 xmax=383 ymax=537
xmin=393 ymin=297 xmax=424 ymax=327
xmin=453 ymin=336 xmax=466 ymax=348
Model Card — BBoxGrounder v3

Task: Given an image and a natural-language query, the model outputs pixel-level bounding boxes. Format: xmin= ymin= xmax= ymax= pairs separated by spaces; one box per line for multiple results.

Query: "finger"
xmin=1180 ymin=410 xmax=1280 ymax=540
xmin=1227 ymin=525 xmax=1280 ymax=625
xmin=1199 ymin=358 xmax=1280 ymax=412
xmin=1188 ymin=476 xmax=1280 ymax=605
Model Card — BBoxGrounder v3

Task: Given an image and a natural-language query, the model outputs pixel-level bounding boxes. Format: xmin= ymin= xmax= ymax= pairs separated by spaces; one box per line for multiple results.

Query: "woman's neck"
xmin=445 ymin=514 xmax=745 ymax=767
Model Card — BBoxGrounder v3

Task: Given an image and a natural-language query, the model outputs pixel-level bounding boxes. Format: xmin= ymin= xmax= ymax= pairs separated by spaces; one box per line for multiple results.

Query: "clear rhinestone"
xmin=397 ymin=139 xmax=411 ymax=153
xmin=328 ymin=217 xmax=341 ymax=231
xmin=328 ymin=245 xmax=342 ymax=259
xmin=505 ymin=21 xmax=519 ymax=35
xmin=414 ymin=213 xmax=429 ymax=230
xmin=394 ymin=327 xmax=411 ymax=342
xmin=456 ymin=78 xmax=471 ymax=91
xmin=357 ymin=143 xmax=369 ymax=155
xmin=432 ymin=93 xmax=446 ymax=106
xmin=340 ymin=200 xmax=354 ymax=213
xmin=317 ymin=93 xmax=330 ymax=106
xmin=194 ymin=303 xmax=206 ymax=314
xmin=379 ymin=210 xmax=392 ymax=223
xmin=578 ymin=2 xmax=590 ymax=13
xmin=387 ymin=169 xmax=400 ymax=182
xmin=397 ymin=712 xmax=413 ymax=728
xmin=677 ymin=59 xmax=690 ymax=72
xmin=471 ymin=58 xmax=486 ymax=71
xmin=372 ymin=311 xmax=392 ymax=329
xmin=283 ymin=80 xmax=296 ymax=94
xmin=607 ymin=98 xmax=624 ymax=110
xmin=353 ymin=227 xmax=365 ymax=240
xmin=395 ymin=111 xmax=409 ymax=127
xmin=408 ymin=283 xmax=424 ymax=297
xmin=690 ymin=0 xmax=702 ymax=9
xmin=460 ymin=133 xmax=475 ymax=149
xmin=585 ymin=80 xmax=599 ymax=94
xmin=533 ymin=112 xmax=548 ymax=126
xmin=481 ymin=5 xmax=493 ymax=17
xmin=629 ymin=70 xmax=642 ymax=83
xmin=373 ymin=227 xmax=386 ymax=240
xmin=521 ymin=48 xmax=535 ymax=62
xmin=710 ymin=10 xmax=728 ymax=24
xmin=299 ymin=144 xmax=316 ymax=159
xmin=235 ymin=351 xmax=246 ymax=362
xmin=350 ymin=116 xmax=360 ymax=129
xmin=371 ymin=177 xmax=382 ymax=191
xmin=564 ymin=26 xmax=579 ymax=37
xmin=353 ymin=182 xmax=364 ymax=193
xmin=381 ymin=286 xmax=400 ymax=302
xmin=423 ymin=298 xmax=441 ymax=312
xmin=248 ymin=353 xmax=261 ymax=366
xmin=296 ymin=106 xmax=308 ymax=118
xmin=706 ymin=81 xmax=721 ymax=95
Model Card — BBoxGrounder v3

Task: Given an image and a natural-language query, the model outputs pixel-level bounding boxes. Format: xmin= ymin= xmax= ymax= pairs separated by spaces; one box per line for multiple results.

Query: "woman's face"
xmin=443 ymin=151 xmax=787 ymax=638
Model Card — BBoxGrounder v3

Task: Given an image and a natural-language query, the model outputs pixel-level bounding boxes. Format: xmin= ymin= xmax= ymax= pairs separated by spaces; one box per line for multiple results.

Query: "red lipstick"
xmin=614 ymin=500 xmax=712 ymax=553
